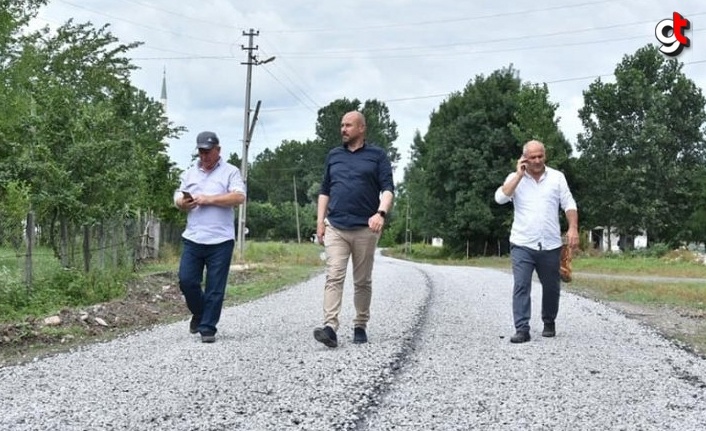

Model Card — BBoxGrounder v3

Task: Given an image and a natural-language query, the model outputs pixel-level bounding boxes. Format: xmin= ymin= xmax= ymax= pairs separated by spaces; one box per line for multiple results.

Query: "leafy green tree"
xmin=246 ymin=98 xmax=400 ymax=230
xmin=577 ymin=45 xmax=706 ymax=246
xmin=248 ymin=141 xmax=311 ymax=204
xmin=314 ymin=98 xmax=400 ymax=167
xmin=406 ymin=66 xmax=568 ymax=255
xmin=686 ymin=171 xmax=706 ymax=247
xmin=0 ymin=180 xmax=31 ymax=249
xmin=1 ymin=17 xmax=183 ymax=267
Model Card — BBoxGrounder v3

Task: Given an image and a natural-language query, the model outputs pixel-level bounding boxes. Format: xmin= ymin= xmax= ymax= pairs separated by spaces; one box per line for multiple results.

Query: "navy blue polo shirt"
xmin=320 ymin=142 xmax=394 ymax=229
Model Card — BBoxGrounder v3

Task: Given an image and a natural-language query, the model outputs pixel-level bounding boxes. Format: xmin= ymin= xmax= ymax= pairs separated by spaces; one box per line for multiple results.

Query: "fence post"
xmin=24 ymin=211 xmax=34 ymax=290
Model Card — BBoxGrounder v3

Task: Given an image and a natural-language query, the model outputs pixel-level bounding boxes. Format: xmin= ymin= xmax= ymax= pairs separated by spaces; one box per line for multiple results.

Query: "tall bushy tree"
xmin=248 ymin=140 xmax=311 ymax=204
xmin=0 ymin=0 xmax=47 ymax=62
xmin=406 ymin=66 xmax=569 ymax=255
xmin=1 ymin=15 xmax=183 ymax=266
xmin=314 ymin=98 xmax=400 ymax=168
xmin=577 ymin=45 xmax=706 ymax=245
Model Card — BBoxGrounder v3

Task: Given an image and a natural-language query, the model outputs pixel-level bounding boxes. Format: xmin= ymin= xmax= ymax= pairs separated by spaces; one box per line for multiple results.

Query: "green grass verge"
xmin=143 ymin=240 xmax=326 ymax=305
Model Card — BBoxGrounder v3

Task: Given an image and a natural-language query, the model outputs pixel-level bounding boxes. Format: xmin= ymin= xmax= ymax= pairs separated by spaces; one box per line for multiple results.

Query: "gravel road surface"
xmin=2 ymin=253 xmax=705 ymax=430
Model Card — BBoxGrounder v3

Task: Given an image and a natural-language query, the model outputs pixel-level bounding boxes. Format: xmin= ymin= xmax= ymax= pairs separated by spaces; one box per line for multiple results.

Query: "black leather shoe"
xmin=353 ymin=327 xmax=368 ymax=344
xmin=510 ymin=331 xmax=531 ymax=343
xmin=313 ymin=326 xmax=338 ymax=348
xmin=542 ymin=322 xmax=556 ymax=337
xmin=200 ymin=332 xmax=216 ymax=343
xmin=189 ymin=315 xmax=201 ymax=334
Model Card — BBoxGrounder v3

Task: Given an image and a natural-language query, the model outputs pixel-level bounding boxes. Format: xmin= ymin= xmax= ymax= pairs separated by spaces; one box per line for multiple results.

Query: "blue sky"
xmin=31 ymin=1 xmax=705 ymax=182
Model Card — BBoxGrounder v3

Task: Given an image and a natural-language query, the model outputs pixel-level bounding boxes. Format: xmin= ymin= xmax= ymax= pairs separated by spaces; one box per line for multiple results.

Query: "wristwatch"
xmin=377 ymin=210 xmax=386 ymax=219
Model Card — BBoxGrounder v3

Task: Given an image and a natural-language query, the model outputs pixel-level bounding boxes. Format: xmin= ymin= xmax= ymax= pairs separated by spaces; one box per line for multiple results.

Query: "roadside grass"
xmin=0 ymin=245 xmax=133 ymax=323
xmin=141 ymin=240 xmax=325 ymax=305
xmin=1 ymin=241 xmax=323 ymax=324
xmin=572 ymin=255 xmax=706 ymax=278
xmin=569 ymin=277 xmax=706 ymax=309
xmin=385 ymin=243 xmax=706 ymax=277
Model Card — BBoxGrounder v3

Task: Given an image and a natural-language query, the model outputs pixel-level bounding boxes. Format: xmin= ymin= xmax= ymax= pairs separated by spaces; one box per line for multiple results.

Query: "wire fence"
xmin=0 ymin=211 xmax=184 ymax=290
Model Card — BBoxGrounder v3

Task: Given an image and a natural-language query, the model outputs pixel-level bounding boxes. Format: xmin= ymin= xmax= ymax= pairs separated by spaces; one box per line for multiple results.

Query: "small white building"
xmin=431 ymin=237 xmax=444 ymax=248
xmin=590 ymin=226 xmax=647 ymax=252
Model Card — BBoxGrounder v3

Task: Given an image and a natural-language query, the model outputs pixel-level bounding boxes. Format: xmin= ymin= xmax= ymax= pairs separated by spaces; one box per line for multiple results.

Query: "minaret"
xmin=160 ymin=66 xmax=167 ymax=115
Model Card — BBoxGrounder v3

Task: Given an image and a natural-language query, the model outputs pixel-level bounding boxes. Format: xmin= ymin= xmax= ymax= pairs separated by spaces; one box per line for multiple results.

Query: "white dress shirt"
xmin=495 ymin=166 xmax=577 ymax=251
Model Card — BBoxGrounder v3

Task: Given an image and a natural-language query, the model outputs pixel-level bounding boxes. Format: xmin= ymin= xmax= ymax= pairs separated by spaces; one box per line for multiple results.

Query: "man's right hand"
xmin=316 ymin=222 xmax=325 ymax=245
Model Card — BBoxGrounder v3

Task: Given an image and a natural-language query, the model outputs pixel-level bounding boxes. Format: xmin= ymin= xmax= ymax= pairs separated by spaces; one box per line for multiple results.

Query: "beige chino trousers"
xmin=322 ymin=221 xmax=380 ymax=331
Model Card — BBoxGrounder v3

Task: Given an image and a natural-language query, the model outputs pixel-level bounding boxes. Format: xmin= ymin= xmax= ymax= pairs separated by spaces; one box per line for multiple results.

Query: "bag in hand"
xmin=560 ymin=244 xmax=572 ymax=283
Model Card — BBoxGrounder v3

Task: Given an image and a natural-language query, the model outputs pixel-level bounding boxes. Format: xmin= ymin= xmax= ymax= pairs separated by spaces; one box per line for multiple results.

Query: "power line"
xmin=273 ymin=13 xmax=706 ymax=56
xmin=120 ymin=0 xmax=243 ymax=30
xmin=252 ymin=57 xmax=706 ymax=112
xmin=127 ymin=14 xmax=706 ymax=62
xmin=258 ymin=67 xmax=319 ymax=113
xmin=259 ymin=44 xmax=322 ymax=111
xmin=262 ymin=0 xmax=617 ymax=34
xmin=55 ymin=0 xmax=238 ymax=47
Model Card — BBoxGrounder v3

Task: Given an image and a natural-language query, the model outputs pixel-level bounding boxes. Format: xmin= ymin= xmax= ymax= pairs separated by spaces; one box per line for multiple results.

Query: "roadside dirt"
xmin=0 ymin=271 xmax=245 ymax=368
xmin=566 ymin=287 xmax=706 ymax=359
xmin=1 ymin=270 xmax=705 ymax=367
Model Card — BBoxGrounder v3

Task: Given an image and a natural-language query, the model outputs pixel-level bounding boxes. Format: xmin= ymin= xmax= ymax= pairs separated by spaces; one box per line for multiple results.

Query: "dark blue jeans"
xmin=510 ymin=244 xmax=561 ymax=333
xmin=178 ymin=239 xmax=234 ymax=334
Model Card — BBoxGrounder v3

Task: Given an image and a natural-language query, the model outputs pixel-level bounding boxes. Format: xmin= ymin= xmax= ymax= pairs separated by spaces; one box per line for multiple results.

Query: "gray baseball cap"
xmin=196 ymin=131 xmax=219 ymax=149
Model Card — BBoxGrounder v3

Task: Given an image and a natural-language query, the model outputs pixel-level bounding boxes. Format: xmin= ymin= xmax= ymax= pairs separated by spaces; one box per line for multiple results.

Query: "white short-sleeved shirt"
xmin=494 ymin=166 xmax=577 ymax=251
xmin=174 ymin=159 xmax=246 ymax=245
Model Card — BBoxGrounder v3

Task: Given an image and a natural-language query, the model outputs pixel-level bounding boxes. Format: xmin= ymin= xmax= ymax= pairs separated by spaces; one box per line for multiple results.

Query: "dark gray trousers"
xmin=510 ymin=244 xmax=562 ymax=332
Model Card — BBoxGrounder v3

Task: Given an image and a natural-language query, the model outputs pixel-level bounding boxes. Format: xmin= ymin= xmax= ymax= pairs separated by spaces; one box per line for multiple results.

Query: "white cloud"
xmin=31 ymin=0 xmax=705 ymax=183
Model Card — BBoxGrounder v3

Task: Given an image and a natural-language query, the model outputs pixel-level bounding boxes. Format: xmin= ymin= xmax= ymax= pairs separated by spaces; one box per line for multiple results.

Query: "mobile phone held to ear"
xmin=181 ymin=191 xmax=193 ymax=201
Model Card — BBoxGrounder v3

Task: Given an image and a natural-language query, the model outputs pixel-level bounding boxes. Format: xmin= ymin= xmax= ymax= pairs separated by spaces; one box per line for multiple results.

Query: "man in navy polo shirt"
xmin=313 ymin=111 xmax=395 ymax=348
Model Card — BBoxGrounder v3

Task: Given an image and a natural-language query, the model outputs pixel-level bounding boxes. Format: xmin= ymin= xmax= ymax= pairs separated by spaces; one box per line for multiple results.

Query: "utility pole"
xmin=405 ymin=195 xmax=411 ymax=255
xmin=236 ymin=29 xmax=275 ymax=262
xmin=293 ymin=176 xmax=301 ymax=243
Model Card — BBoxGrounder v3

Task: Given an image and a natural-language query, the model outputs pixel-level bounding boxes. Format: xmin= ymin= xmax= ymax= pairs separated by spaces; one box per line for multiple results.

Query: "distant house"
xmin=590 ymin=226 xmax=647 ymax=252
xmin=431 ymin=237 xmax=444 ymax=248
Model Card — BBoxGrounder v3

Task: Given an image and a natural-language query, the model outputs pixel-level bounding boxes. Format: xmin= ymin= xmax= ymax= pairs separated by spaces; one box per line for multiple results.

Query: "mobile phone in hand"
xmin=181 ymin=191 xmax=193 ymax=201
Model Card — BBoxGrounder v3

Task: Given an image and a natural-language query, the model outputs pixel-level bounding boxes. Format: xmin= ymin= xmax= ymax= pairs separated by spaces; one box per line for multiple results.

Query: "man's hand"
xmin=566 ymin=226 xmax=579 ymax=250
xmin=178 ymin=195 xmax=197 ymax=211
xmin=316 ymin=222 xmax=325 ymax=245
xmin=368 ymin=213 xmax=385 ymax=233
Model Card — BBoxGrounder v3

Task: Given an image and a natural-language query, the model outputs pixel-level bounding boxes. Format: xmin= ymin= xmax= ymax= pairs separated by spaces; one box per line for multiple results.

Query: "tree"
xmin=1 ymin=17 xmax=183 ymax=267
xmin=405 ymin=65 xmax=569 ymax=255
xmin=314 ymin=98 xmax=400 ymax=168
xmin=577 ymin=45 xmax=706 ymax=246
xmin=244 ymin=98 xmax=400 ymax=241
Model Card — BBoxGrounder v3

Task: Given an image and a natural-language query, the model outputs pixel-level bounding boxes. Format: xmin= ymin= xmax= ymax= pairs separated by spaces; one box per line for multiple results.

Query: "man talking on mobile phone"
xmin=494 ymin=140 xmax=579 ymax=344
